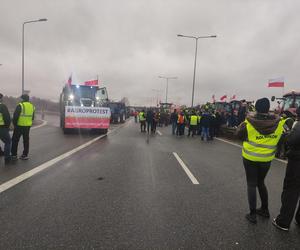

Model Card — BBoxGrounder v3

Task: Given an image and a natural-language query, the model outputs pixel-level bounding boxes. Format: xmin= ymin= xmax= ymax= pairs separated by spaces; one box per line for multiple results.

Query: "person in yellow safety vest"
xmin=237 ymin=97 xmax=286 ymax=224
xmin=11 ymin=94 xmax=35 ymax=160
xmin=0 ymin=93 xmax=12 ymax=164
xmin=139 ymin=110 xmax=146 ymax=132
xmin=188 ymin=112 xmax=198 ymax=137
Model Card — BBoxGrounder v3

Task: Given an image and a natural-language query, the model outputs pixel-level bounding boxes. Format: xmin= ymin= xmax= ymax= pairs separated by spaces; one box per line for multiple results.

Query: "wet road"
xmin=0 ymin=117 xmax=299 ymax=249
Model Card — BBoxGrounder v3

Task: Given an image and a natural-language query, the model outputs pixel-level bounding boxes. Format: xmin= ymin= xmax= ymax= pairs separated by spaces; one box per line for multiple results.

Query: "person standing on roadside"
xmin=0 ymin=93 xmax=12 ymax=164
xmin=153 ymin=111 xmax=159 ymax=134
xmin=139 ymin=109 xmax=146 ymax=132
xmin=188 ymin=111 xmax=198 ymax=137
xmin=11 ymin=94 xmax=35 ymax=160
xmin=273 ymin=107 xmax=300 ymax=231
xmin=237 ymin=98 xmax=286 ymax=224
xmin=177 ymin=111 xmax=185 ymax=136
xmin=200 ymin=109 xmax=211 ymax=141
xmin=170 ymin=109 xmax=178 ymax=135
xmin=146 ymin=108 xmax=154 ymax=134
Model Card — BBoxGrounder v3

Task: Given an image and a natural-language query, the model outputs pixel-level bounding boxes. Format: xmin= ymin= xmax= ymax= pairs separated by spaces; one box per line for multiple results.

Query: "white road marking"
xmin=173 ymin=152 xmax=199 ymax=185
xmin=215 ymin=137 xmax=242 ymax=148
xmin=157 ymin=130 xmax=162 ymax=136
xmin=0 ymin=133 xmax=108 ymax=194
xmin=215 ymin=137 xmax=287 ymax=164
xmin=32 ymin=120 xmax=47 ymax=130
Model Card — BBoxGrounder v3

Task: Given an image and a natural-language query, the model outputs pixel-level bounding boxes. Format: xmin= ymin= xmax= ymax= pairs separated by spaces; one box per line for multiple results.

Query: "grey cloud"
xmin=1 ymin=0 xmax=300 ymax=105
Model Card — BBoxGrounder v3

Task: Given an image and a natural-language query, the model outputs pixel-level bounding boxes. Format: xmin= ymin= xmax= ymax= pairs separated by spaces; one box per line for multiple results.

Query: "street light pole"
xmin=158 ymin=76 xmax=177 ymax=103
xmin=177 ymin=34 xmax=217 ymax=107
xmin=191 ymin=39 xmax=198 ymax=108
xmin=22 ymin=18 xmax=47 ymax=94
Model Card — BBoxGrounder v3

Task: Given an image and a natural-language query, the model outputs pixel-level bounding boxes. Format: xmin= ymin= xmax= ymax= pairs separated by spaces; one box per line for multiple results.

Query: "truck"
xmin=59 ymin=83 xmax=111 ymax=134
xmin=272 ymin=91 xmax=300 ymax=120
xmin=214 ymin=101 xmax=231 ymax=114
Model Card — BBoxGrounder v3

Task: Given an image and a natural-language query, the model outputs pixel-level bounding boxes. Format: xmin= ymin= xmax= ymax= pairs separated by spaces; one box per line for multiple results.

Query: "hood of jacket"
xmin=246 ymin=113 xmax=281 ymax=135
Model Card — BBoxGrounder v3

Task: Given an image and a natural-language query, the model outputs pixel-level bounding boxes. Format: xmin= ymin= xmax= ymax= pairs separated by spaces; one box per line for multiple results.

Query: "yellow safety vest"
xmin=139 ymin=112 xmax=145 ymax=122
xmin=190 ymin=115 xmax=198 ymax=126
xmin=242 ymin=119 xmax=285 ymax=162
xmin=17 ymin=102 xmax=35 ymax=126
xmin=0 ymin=103 xmax=4 ymax=126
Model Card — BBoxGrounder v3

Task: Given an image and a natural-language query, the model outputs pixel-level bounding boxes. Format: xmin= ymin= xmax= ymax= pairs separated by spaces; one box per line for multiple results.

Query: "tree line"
xmin=2 ymin=96 xmax=59 ymax=113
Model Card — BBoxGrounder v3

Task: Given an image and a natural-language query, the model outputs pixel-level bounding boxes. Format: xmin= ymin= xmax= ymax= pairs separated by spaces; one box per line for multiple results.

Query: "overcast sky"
xmin=0 ymin=0 xmax=299 ymax=105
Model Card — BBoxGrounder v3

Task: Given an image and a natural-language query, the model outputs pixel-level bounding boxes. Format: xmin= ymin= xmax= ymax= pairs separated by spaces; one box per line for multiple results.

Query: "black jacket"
xmin=146 ymin=110 xmax=154 ymax=123
xmin=200 ymin=113 xmax=211 ymax=128
xmin=286 ymin=120 xmax=300 ymax=160
xmin=0 ymin=103 xmax=11 ymax=128
xmin=170 ymin=112 xmax=178 ymax=123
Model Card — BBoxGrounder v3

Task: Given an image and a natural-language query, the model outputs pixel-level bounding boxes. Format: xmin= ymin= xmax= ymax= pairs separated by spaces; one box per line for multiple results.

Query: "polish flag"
xmin=268 ymin=77 xmax=284 ymax=88
xmin=67 ymin=75 xmax=72 ymax=85
xmin=220 ymin=95 xmax=227 ymax=101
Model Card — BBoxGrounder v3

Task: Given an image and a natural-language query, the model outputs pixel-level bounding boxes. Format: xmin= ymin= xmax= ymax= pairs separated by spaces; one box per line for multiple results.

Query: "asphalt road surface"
xmin=0 ymin=116 xmax=299 ymax=249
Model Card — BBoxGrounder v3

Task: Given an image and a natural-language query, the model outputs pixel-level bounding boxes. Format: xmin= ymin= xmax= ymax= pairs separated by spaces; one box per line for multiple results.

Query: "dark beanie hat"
xmin=20 ymin=94 xmax=29 ymax=101
xmin=255 ymin=98 xmax=270 ymax=113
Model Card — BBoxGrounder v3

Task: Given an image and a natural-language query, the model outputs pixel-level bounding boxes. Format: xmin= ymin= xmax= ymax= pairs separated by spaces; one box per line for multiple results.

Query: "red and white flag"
xmin=220 ymin=95 xmax=227 ymax=101
xmin=268 ymin=77 xmax=284 ymax=88
xmin=67 ymin=74 xmax=72 ymax=85
xmin=230 ymin=94 xmax=236 ymax=100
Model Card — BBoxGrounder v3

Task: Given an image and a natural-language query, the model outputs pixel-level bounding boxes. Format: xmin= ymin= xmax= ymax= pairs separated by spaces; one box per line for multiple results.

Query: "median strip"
xmin=173 ymin=152 xmax=199 ymax=184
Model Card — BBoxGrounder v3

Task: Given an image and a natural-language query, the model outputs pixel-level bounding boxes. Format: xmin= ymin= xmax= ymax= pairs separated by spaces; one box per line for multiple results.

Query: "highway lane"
xmin=0 ymin=120 xmax=299 ymax=249
xmin=0 ymin=114 xmax=115 ymax=185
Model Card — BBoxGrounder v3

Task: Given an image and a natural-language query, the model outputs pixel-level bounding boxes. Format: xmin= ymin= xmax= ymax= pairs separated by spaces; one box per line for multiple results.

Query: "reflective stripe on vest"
xmin=17 ymin=102 xmax=34 ymax=126
xmin=242 ymin=119 xmax=285 ymax=162
xmin=190 ymin=115 xmax=198 ymax=126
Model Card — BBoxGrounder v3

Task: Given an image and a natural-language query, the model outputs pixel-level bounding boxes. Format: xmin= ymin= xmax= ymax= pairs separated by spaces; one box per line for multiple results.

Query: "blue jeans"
xmin=172 ymin=122 xmax=177 ymax=135
xmin=0 ymin=128 xmax=11 ymax=158
xmin=201 ymin=127 xmax=210 ymax=141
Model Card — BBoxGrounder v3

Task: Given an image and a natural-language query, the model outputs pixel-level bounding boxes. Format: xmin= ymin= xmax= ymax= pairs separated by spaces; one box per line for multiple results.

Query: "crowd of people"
xmin=136 ymin=107 xmax=225 ymax=141
xmin=135 ymin=98 xmax=300 ymax=232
